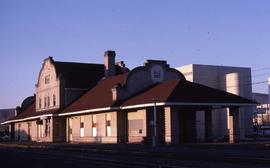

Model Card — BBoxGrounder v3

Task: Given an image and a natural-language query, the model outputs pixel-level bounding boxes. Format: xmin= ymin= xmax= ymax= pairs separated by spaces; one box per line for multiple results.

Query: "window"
xmin=47 ymin=96 xmax=50 ymax=107
xmin=44 ymin=97 xmax=46 ymax=108
xmin=45 ymin=75 xmax=50 ymax=84
xmin=53 ymin=94 xmax=56 ymax=106
xmin=80 ymin=117 xmax=84 ymax=137
xmin=106 ymin=113 xmax=112 ymax=136
xmin=45 ymin=119 xmax=50 ymax=137
xmin=39 ymin=98 xmax=41 ymax=109
xmin=128 ymin=119 xmax=144 ymax=136
xmin=38 ymin=122 xmax=43 ymax=138
xmin=153 ymin=70 xmax=161 ymax=78
xmin=92 ymin=115 xmax=97 ymax=137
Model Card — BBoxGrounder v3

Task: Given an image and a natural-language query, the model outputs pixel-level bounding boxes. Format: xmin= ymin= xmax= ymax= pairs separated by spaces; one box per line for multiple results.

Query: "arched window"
xmin=45 ymin=75 xmax=50 ymax=84
xmin=44 ymin=97 xmax=46 ymax=108
xmin=47 ymin=96 xmax=50 ymax=107
xmin=53 ymin=94 xmax=56 ymax=106
xmin=39 ymin=98 xmax=41 ymax=109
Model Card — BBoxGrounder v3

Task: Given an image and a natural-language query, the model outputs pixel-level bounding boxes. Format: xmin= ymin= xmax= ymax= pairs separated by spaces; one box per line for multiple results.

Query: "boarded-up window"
xmin=128 ymin=119 xmax=143 ymax=136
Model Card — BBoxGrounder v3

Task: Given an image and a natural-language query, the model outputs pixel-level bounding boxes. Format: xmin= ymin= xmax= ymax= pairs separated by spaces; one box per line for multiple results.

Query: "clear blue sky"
xmin=1 ymin=0 xmax=270 ymax=108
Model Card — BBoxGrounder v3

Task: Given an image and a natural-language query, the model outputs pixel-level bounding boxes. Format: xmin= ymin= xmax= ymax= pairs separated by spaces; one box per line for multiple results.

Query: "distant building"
xmin=2 ymin=51 xmax=255 ymax=144
xmin=252 ymin=93 xmax=269 ymax=125
xmin=0 ymin=108 xmax=16 ymax=136
xmin=177 ymin=64 xmax=253 ymax=140
xmin=0 ymin=109 xmax=15 ymax=123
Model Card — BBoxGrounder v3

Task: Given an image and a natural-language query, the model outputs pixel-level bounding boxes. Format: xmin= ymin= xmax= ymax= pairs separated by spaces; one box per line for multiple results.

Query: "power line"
xmin=252 ymin=66 xmax=270 ymax=72
xmin=224 ymin=80 xmax=269 ymax=89
xmin=252 ymin=73 xmax=270 ymax=78
xmin=181 ymin=71 xmax=270 ymax=82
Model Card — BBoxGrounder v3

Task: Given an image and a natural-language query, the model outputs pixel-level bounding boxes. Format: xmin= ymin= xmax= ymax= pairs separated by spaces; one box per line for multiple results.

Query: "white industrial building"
xmin=177 ymin=64 xmax=253 ymax=141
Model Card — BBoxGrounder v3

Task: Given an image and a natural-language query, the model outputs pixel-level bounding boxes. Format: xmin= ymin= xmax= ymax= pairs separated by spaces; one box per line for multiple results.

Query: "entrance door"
xmin=179 ymin=111 xmax=197 ymax=143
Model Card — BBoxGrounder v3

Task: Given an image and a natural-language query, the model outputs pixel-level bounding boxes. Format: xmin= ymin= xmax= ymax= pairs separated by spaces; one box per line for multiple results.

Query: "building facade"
xmin=6 ymin=53 xmax=128 ymax=142
xmin=2 ymin=51 xmax=255 ymax=144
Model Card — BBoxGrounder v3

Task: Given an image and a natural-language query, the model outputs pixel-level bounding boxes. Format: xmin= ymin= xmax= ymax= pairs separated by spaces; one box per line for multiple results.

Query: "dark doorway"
xmin=179 ymin=110 xmax=197 ymax=143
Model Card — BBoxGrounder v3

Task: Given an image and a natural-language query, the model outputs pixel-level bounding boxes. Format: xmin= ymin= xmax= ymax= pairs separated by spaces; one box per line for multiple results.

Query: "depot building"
xmin=2 ymin=51 xmax=256 ymax=144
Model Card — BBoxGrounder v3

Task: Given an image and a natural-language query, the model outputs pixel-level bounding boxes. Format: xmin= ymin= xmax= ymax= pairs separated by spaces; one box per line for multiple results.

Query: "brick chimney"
xmin=104 ymin=50 xmax=116 ymax=78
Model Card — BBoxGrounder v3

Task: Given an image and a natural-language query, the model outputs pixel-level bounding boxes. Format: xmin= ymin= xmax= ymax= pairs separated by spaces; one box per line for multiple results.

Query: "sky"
xmin=0 ymin=0 xmax=270 ymax=109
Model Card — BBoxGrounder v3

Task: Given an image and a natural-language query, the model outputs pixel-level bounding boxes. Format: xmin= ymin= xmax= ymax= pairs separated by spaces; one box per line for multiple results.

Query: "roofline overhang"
xmin=1 ymin=114 xmax=54 ymax=125
xmin=121 ymin=102 xmax=256 ymax=110
xmin=1 ymin=102 xmax=256 ymax=123
xmin=58 ymin=107 xmax=119 ymax=116
xmin=58 ymin=101 xmax=256 ymax=116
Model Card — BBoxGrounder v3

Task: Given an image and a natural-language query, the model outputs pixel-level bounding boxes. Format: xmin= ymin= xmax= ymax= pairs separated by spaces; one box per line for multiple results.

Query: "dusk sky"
xmin=1 ymin=0 xmax=270 ymax=109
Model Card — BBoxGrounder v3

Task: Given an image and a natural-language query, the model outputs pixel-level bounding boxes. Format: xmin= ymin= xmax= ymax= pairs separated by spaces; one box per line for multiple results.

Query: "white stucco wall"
xmin=36 ymin=58 xmax=60 ymax=112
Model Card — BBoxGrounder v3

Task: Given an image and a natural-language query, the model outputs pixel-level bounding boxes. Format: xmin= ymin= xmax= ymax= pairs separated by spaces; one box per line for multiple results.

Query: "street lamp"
xmin=152 ymin=98 xmax=158 ymax=147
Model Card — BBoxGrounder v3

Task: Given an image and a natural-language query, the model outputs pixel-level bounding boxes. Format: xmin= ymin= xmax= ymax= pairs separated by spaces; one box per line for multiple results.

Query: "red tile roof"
xmin=8 ymin=102 xmax=59 ymax=121
xmin=61 ymin=73 xmax=129 ymax=113
xmin=61 ymin=76 xmax=255 ymax=115
xmin=122 ymin=79 xmax=255 ymax=106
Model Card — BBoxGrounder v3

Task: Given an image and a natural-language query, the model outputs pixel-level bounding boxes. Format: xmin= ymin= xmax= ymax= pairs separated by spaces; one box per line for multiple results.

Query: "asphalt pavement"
xmin=1 ymin=142 xmax=270 ymax=168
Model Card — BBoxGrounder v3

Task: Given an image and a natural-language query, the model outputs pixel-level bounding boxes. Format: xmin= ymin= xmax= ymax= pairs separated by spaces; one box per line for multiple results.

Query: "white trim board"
xmin=58 ymin=107 xmax=119 ymax=116
xmin=1 ymin=114 xmax=53 ymax=125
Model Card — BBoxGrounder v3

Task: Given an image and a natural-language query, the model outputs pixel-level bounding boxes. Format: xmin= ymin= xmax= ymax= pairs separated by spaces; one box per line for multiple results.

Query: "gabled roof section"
xmin=54 ymin=61 xmax=104 ymax=88
xmin=53 ymin=61 xmax=129 ymax=89
xmin=61 ymin=73 xmax=129 ymax=113
xmin=122 ymin=79 xmax=256 ymax=107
